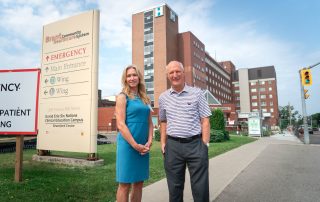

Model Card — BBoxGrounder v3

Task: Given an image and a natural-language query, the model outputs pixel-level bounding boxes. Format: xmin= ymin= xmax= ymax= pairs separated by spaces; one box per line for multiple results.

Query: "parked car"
xmin=97 ymin=134 xmax=112 ymax=145
xmin=298 ymin=126 xmax=313 ymax=134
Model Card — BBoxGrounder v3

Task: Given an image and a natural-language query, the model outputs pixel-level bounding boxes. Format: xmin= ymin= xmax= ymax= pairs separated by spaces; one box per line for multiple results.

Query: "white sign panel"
xmin=248 ymin=117 xmax=261 ymax=136
xmin=238 ymin=112 xmax=249 ymax=119
xmin=37 ymin=10 xmax=99 ymax=153
xmin=0 ymin=69 xmax=40 ymax=135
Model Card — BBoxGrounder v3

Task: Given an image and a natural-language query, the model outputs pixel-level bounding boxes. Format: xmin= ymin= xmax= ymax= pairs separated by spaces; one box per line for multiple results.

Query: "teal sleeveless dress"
xmin=116 ymin=95 xmax=150 ymax=183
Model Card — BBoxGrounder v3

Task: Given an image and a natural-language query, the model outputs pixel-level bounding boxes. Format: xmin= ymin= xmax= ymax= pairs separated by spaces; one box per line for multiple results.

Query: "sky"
xmin=0 ymin=0 xmax=319 ymax=115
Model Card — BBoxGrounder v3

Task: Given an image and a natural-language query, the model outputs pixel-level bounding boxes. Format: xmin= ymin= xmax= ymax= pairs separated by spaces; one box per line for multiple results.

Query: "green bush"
xmin=224 ymin=130 xmax=230 ymax=140
xmin=263 ymin=129 xmax=272 ymax=136
xmin=154 ymin=129 xmax=160 ymax=141
xmin=210 ymin=129 xmax=225 ymax=142
xmin=241 ymin=132 xmax=249 ymax=136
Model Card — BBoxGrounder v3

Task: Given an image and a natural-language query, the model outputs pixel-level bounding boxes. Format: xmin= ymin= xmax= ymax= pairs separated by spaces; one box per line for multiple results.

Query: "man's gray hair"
xmin=165 ymin=61 xmax=184 ymax=71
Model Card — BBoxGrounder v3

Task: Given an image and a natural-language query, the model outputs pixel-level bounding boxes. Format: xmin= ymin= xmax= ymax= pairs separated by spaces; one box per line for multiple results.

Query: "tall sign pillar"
xmin=37 ymin=10 xmax=100 ymax=155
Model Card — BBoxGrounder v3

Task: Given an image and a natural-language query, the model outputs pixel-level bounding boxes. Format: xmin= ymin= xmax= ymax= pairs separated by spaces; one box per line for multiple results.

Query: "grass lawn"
xmin=0 ymin=135 xmax=255 ymax=201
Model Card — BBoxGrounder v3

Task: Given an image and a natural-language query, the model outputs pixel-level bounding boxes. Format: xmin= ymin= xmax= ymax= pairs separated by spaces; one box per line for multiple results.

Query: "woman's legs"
xmin=117 ymin=183 xmax=131 ymax=202
xmin=130 ymin=181 xmax=143 ymax=202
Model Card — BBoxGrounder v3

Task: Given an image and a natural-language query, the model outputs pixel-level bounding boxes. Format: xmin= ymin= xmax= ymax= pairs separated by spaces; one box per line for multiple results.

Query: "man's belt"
xmin=167 ymin=134 xmax=201 ymax=143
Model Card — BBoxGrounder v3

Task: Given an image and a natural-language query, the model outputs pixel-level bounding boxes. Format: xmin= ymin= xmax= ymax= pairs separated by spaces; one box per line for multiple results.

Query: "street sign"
xmin=0 ymin=69 xmax=40 ymax=135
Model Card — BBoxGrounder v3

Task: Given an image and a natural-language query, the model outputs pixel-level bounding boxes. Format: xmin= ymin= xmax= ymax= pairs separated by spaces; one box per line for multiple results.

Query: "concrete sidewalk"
xmin=142 ymin=133 xmax=302 ymax=202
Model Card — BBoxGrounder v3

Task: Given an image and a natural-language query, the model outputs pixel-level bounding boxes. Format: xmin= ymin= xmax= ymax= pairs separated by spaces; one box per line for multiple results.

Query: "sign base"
xmin=32 ymin=154 xmax=104 ymax=167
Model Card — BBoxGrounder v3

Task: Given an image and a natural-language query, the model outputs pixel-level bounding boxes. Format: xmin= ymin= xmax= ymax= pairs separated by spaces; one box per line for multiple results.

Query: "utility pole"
xmin=288 ymin=102 xmax=292 ymax=126
xmin=299 ymin=77 xmax=309 ymax=144
xmin=258 ymin=79 xmax=263 ymax=137
xmin=299 ymin=61 xmax=320 ymax=144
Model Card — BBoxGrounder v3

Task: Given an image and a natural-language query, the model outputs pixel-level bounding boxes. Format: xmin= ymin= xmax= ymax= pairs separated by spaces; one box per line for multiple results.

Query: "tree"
xmin=210 ymin=108 xmax=225 ymax=130
xmin=311 ymin=113 xmax=320 ymax=128
xmin=209 ymin=109 xmax=230 ymax=142
xmin=279 ymin=104 xmax=300 ymax=129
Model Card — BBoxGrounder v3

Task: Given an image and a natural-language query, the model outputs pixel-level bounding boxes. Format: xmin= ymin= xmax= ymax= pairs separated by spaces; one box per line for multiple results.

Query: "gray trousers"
xmin=164 ymin=137 xmax=209 ymax=202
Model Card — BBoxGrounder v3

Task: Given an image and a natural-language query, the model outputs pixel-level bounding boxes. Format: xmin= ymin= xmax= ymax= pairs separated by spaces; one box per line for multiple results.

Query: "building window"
xmin=268 ymin=80 xmax=272 ymax=84
xmin=144 ymin=45 xmax=154 ymax=55
xmin=235 ymin=90 xmax=240 ymax=94
xmin=270 ymin=102 xmax=273 ymax=106
xmin=250 ymin=81 xmax=256 ymax=86
xmin=144 ymin=69 xmax=154 ymax=76
xmin=143 ymin=10 xmax=154 ymax=107
xmin=269 ymin=94 xmax=273 ymax=98
xmin=149 ymin=94 xmax=154 ymax=101
xmin=144 ymin=33 xmax=154 ymax=41
xmin=259 ymin=87 xmax=265 ymax=92
xmin=261 ymin=102 xmax=266 ymax=106
xmin=170 ymin=10 xmax=176 ymax=22
xmin=145 ymin=81 xmax=154 ymax=89
xmin=144 ymin=57 xmax=154 ymax=65
xmin=252 ymin=102 xmax=258 ymax=106
xmin=270 ymin=108 xmax=274 ymax=113
xmin=259 ymin=81 xmax=265 ymax=85
xmin=251 ymin=88 xmax=257 ymax=92
xmin=251 ymin=95 xmax=257 ymax=99
xmin=260 ymin=95 xmax=266 ymax=99
xmin=262 ymin=108 xmax=267 ymax=112
xmin=252 ymin=109 xmax=258 ymax=112
xmin=269 ymin=87 xmax=272 ymax=91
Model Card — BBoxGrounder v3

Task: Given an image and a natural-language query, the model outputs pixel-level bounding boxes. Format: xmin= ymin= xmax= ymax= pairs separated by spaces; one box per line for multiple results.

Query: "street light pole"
xmin=299 ymin=73 xmax=309 ymax=144
xmin=299 ymin=61 xmax=320 ymax=144
xmin=308 ymin=62 xmax=320 ymax=70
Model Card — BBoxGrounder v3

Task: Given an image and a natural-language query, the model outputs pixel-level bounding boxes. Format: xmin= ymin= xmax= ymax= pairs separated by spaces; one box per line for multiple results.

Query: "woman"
xmin=115 ymin=65 xmax=153 ymax=202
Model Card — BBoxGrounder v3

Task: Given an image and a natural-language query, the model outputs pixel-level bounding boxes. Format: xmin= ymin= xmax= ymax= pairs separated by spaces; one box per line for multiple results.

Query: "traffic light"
xmin=300 ymin=69 xmax=312 ymax=86
xmin=304 ymin=89 xmax=310 ymax=99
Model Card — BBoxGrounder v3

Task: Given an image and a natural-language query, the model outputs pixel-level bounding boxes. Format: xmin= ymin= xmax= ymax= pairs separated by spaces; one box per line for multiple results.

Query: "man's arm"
xmin=160 ymin=121 xmax=167 ymax=154
xmin=201 ymin=117 xmax=210 ymax=144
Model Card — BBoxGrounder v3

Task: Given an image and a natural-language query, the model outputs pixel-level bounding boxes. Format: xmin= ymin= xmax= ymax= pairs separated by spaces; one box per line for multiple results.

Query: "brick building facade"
xmin=96 ymin=3 xmax=280 ymax=131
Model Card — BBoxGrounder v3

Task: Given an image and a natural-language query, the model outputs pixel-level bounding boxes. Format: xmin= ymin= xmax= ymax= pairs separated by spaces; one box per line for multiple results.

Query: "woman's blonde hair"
xmin=121 ymin=64 xmax=150 ymax=105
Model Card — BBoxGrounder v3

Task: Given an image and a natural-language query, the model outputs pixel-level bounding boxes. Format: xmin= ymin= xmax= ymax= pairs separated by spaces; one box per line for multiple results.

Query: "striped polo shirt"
xmin=159 ymin=84 xmax=212 ymax=138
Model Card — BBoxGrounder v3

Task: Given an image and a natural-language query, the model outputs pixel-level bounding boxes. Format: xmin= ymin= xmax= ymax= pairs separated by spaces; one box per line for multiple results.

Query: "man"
xmin=159 ymin=61 xmax=211 ymax=202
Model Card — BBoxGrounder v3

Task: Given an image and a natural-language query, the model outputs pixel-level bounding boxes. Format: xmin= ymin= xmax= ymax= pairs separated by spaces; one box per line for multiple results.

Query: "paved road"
xmin=298 ymin=131 xmax=320 ymax=144
xmin=141 ymin=132 xmax=320 ymax=202
xmin=310 ymin=131 xmax=320 ymax=144
xmin=214 ymin=143 xmax=320 ymax=202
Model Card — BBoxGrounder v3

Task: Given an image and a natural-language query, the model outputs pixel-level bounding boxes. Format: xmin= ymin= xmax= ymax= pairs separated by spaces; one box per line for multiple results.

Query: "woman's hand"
xmin=133 ymin=143 xmax=150 ymax=155
xmin=145 ymin=140 xmax=152 ymax=149
xmin=141 ymin=140 xmax=152 ymax=155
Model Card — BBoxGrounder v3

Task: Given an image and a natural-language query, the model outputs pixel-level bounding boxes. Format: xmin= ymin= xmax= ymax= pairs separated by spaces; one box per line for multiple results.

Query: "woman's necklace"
xmin=131 ymin=91 xmax=139 ymax=97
